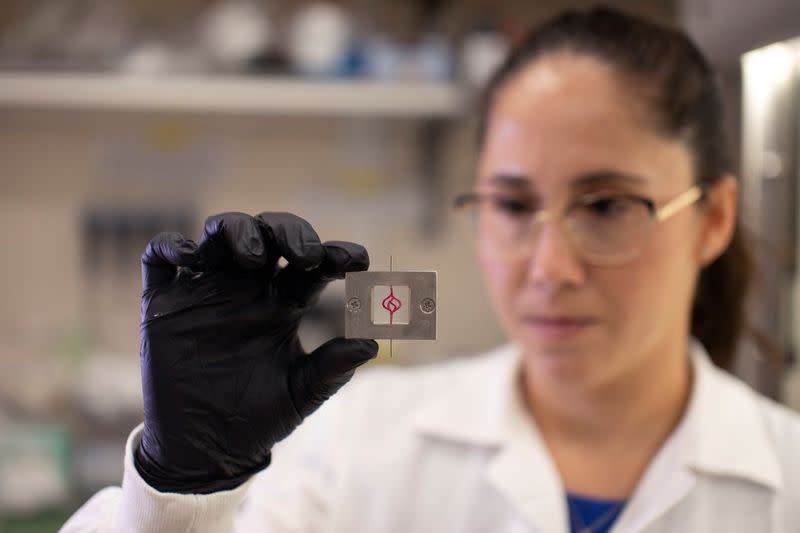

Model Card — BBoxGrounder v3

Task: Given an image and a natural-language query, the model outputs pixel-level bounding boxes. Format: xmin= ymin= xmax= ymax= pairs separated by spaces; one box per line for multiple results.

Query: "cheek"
xmin=478 ymin=243 xmax=525 ymax=318
xmin=600 ymin=224 xmax=698 ymax=338
xmin=595 ymin=267 xmax=652 ymax=330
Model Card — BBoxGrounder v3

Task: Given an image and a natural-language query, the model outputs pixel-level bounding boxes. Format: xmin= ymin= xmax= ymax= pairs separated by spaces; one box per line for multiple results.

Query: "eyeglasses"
xmin=454 ymin=185 xmax=704 ymax=266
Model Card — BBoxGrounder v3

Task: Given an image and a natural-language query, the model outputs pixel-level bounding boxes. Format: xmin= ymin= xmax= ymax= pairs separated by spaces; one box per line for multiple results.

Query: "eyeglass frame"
xmin=453 ymin=184 xmax=705 ymax=266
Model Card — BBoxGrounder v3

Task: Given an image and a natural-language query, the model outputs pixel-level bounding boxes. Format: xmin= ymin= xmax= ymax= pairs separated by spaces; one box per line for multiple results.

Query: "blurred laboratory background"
xmin=0 ymin=0 xmax=799 ymax=530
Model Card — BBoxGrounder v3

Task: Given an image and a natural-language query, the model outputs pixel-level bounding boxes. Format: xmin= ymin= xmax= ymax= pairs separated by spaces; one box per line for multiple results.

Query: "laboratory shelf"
xmin=0 ymin=72 xmax=467 ymax=118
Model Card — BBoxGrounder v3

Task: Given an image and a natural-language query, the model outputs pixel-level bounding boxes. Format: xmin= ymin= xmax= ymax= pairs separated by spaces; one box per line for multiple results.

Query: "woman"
xmin=61 ymin=6 xmax=800 ymax=533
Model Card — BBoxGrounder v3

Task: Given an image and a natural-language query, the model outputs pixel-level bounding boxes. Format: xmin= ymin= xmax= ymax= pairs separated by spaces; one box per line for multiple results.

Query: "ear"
xmin=697 ymin=175 xmax=738 ymax=267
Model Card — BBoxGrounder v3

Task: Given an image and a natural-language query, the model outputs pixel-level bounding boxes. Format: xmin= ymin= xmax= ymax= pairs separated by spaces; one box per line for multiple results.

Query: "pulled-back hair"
xmin=479 ymin=5 xmax=756 ymax=369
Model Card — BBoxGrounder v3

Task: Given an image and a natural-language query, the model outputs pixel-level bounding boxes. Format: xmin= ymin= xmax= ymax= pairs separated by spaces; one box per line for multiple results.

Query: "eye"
xmin=491 ymin=195 xmax=536 ymax=216
xmin=582 ymin=196 xmax=634 ymax=218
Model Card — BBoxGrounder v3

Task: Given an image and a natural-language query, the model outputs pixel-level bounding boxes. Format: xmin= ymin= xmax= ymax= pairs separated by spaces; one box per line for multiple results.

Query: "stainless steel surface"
xmin=345 ymin=271 xmax=437 ymax=340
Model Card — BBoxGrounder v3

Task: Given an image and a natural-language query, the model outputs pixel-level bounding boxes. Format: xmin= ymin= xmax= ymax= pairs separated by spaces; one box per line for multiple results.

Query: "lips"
xmin=521 ymin=315 xmax=599 ymax=339
xmin=526 ymin=316 xmax=597 ymax=326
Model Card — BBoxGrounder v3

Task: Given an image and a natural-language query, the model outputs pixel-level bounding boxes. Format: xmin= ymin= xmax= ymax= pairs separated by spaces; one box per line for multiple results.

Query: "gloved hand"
xmin=134 ymin=212 xmax=378 ymax=494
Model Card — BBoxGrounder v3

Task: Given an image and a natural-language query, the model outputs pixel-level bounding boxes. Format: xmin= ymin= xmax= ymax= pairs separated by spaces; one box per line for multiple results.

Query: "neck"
xmin=521 ymin=333 xmax=693 ymax=450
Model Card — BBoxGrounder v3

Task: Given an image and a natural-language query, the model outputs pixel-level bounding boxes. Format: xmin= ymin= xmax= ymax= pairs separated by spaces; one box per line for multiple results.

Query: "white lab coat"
xmin=61 ymin=340 xmax=800 ymax=533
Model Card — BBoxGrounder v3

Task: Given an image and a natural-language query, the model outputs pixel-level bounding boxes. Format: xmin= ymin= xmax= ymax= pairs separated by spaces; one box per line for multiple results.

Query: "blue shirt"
xmin=567 ymin=493 xmax=626 ymax=533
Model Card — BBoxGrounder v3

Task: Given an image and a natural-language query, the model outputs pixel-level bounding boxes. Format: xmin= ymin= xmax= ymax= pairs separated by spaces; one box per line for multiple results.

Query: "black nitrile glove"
xmin=134 ymin=212 xmax=378 ymax=494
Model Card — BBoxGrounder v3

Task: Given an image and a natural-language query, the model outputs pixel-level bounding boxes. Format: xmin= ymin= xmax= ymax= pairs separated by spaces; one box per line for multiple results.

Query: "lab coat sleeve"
xmin=60 ymin=389 xmax=347 ymax=533
xmin=58 ymin=424 xmax=257 ymax=533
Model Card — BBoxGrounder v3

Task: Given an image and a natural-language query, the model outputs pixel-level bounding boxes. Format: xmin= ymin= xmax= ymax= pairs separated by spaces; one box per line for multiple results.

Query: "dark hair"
xmin=478 ymin=5 xmax=757 ymax=369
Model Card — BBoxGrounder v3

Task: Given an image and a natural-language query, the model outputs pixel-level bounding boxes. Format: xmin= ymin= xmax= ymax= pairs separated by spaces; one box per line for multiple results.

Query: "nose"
xmin=525 ymin=219 xmax=586 ymax=290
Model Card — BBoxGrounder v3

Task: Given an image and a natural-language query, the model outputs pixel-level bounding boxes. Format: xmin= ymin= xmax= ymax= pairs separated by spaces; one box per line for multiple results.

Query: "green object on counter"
xmin=0 ymin=506 xmax=76 ymax=533
xmin=0 ymin=425 xmax=72 ymax=523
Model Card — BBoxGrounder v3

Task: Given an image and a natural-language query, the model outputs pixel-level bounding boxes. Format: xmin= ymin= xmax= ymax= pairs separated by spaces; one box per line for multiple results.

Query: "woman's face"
xmin=477 ymin=52 xmax=727 ymax=388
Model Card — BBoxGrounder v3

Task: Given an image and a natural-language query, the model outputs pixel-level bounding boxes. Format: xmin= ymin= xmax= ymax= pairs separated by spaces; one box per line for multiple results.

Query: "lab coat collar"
xmin=411 ymin=344 xmax=569 ymax=531
xmin=410 ymin=340 xmax=783 ymax=530
xmin=683 ymin=339 xmax=783 ymax=491
xmin=614 ymin=341 xmax=784 ymax=532
xmin=410 ymin=343 xmax=520 ymax=447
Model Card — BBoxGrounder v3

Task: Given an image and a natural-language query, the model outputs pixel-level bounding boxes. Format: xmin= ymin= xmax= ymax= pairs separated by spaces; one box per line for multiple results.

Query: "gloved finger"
xmin=141 ymin=232 xmax=199 ymax=290
xmin=314 ymin=241 xmax=370 ymax=280
xmin=275 ymin=240 xmax=370 ymax=306
xmin=196 ymin=212 xmax=267 ymax=270
xmin=254 ymin=212 xmax=325 ymax=271
xmin=289 ymin=338 xmax=379 ymax=419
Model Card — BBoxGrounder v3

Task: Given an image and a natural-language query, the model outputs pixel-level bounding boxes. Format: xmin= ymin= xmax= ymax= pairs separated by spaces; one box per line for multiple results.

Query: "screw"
xmin=420 ymin=298 xmax=436 ymax=314
xmin=347 ymin=297 xmax=362 ymax=312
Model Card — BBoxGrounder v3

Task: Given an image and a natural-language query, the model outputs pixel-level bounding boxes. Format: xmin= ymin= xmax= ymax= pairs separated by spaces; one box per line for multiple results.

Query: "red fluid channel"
xmin=381 ymin=286 xmax=402 ymax=325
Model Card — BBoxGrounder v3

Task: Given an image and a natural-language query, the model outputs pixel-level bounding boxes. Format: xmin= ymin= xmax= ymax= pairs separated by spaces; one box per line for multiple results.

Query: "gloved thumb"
xmin=290 ymin=338 xmax=379 ymax=419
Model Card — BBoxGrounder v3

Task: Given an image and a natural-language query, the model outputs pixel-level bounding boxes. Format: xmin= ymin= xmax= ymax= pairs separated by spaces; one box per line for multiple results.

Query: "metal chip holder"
xmin=345 ymin=271 xmax=437 ymax=340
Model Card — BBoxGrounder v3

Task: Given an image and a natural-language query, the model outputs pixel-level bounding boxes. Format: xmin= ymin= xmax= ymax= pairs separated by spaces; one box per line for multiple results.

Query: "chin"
xmin=516 ymin=331 xmax=604 ymax=382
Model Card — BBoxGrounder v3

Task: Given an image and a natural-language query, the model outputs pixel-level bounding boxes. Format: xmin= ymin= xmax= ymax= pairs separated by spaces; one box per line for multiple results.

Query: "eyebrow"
xmin=484 ymin=174 xmax=532 ymax=188
xmin=571 ymin=171 xmax=649 ymax=188
xmin=484 ymin=170 xmax=649 ymax=190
